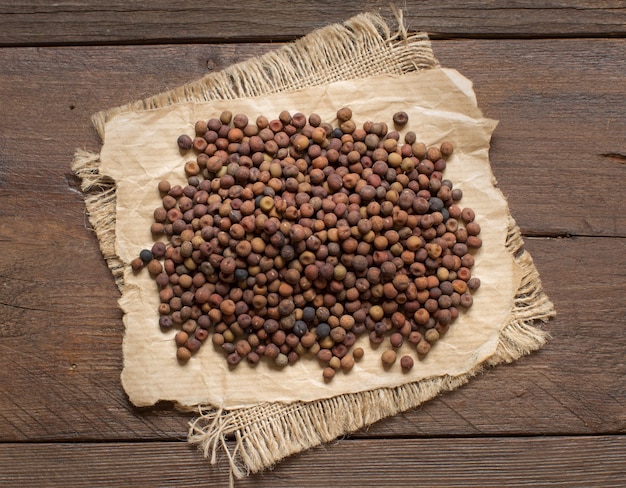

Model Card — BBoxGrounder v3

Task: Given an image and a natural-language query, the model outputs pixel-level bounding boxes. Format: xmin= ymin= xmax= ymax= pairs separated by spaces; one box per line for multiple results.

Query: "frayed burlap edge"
xmin=72 ymin=149 xmax=126 ymax=284
xmin=186 ymin=218 xmax=555 ymax=482
xmin=71 ymin=10 xmax=438 ymax=292
xmin=70 ymin=8 xmax=556 ymax=486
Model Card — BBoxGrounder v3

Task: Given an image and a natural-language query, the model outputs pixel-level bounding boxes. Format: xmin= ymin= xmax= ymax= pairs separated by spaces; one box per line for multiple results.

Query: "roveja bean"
xmin=134 ymin=108 xmax=481 ymax=379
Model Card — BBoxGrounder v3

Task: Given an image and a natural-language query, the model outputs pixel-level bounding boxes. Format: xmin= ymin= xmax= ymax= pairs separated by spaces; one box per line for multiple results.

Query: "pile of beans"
xmin=131 ymin=108 xmax=481 ymax=380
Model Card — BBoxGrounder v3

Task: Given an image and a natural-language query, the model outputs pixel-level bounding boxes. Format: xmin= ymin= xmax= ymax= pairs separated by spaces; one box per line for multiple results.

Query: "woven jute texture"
xmin=72 ymin=10 xmax=555 ymax=484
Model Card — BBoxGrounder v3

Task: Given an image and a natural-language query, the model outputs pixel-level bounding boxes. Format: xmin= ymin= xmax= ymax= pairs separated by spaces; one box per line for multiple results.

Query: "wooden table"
xmin=1 ymin=2 xmax=624 ymax=486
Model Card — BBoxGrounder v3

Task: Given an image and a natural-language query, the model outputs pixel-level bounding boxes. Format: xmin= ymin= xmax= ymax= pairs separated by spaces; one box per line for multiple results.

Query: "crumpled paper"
xmin=99 ymin=67 xmax=521 ymax=408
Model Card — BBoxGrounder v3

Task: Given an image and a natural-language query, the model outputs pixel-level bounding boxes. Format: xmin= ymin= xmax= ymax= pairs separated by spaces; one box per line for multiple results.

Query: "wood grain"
xmin=0 ymin=436 xmax=624 ymax=487
xmin=1 ymin=1 xmax=625 ymax=45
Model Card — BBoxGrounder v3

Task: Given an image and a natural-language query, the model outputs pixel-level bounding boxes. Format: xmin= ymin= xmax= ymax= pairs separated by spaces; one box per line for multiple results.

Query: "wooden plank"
xmin=0 ymin=436 xmax=624 ymax=486
xmin=0 ymin=1 xmax=625 ymax=46
xmin=0 ymin=40 xmax=624 ymax=237
xmin=0 ymin=235 xmax=623 ymax=441
xmin=434 ymin=39 xmax=626 ymax=238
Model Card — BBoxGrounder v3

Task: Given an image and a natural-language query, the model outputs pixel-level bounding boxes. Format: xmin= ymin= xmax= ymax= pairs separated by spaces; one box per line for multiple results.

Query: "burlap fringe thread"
xmin=71 ymin=9 xmax=555 ymax=486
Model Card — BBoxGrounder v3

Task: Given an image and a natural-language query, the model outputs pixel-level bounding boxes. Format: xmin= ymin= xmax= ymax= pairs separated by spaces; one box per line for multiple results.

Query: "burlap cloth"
xmin=73 ymin=11 xmax=555 ymax=483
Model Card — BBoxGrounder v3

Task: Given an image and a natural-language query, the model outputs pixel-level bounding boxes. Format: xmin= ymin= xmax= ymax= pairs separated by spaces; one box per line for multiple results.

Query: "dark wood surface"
xmin=1 ymin=2 xmax=625 ymax=486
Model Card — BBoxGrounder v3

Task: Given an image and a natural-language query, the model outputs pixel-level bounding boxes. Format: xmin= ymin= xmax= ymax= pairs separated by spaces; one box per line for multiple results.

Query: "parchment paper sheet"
xmin=99 ymin=68 xmax=522 ymax=408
